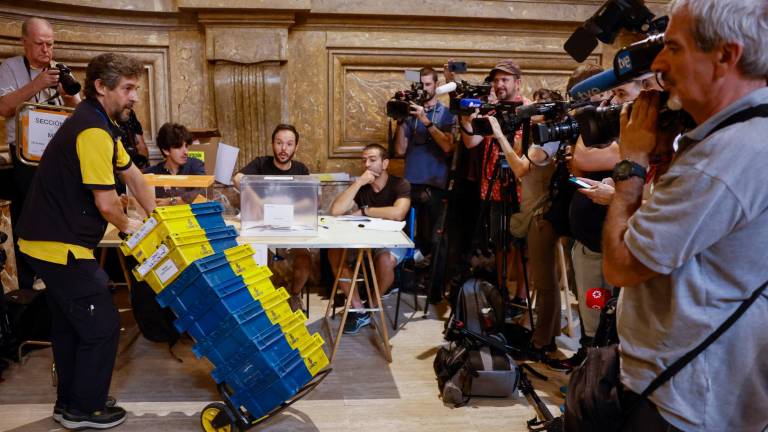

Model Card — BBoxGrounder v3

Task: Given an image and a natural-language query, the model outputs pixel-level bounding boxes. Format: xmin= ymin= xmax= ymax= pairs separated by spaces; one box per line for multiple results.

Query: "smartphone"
xmin=448 ymin=61 xmax=468 ymax=73
xmin=569 ymin=177 xmax=592 ymax=189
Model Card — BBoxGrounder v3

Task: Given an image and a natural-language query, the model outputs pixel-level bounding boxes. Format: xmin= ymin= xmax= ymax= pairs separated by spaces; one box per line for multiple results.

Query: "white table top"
xmin=236 ymin=216 xmax=414 ymax=249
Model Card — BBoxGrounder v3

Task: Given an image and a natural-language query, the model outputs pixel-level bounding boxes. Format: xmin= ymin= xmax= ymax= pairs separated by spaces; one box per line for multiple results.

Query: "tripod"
xmin=448 ymin=323 xmax=563 ymax=432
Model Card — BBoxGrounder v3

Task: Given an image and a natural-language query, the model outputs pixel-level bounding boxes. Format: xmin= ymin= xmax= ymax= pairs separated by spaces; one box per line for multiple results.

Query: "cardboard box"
xmin=188 ymin=128 xmax=221 ymax=176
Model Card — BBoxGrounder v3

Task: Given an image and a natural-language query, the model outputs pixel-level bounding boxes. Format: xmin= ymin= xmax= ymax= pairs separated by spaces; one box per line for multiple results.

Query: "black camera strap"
xmin=638 ymin=102 xmax=768 ymax=400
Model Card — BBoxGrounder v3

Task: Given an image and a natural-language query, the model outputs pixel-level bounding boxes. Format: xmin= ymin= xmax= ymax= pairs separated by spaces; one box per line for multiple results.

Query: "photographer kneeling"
xmin=568 ymin=0 xmax=768 ymax=430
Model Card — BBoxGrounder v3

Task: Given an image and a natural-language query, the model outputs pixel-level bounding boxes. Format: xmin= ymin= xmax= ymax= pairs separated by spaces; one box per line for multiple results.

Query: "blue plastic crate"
xmin=171 ymin=276 xmax=255 ymax=335
xmin=189 ymin=287 xmax=290 ymax=350
xmin=219 ymin=350 xmax=312 ymax=418
xmin=189 ymin=201 xmax=227 ymax=229
xmin=194 ymin=322 xmax=295 ymax=376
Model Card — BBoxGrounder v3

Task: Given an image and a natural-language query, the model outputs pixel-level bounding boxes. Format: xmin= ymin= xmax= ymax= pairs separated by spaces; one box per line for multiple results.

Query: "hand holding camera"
xmin=618 ymin=90 xmax=661 ymax=164
xmin=33 ymin=68 xmax=60 ymax=93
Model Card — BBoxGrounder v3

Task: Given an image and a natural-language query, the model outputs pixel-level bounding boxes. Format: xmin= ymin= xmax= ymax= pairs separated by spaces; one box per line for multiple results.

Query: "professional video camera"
xmin=514 ymin=101 xmax=581 ymax=145
xmin=386 ymin=81 xmax=429 ymax=121
xmin=574 ymin=93 xmax=694 ymax=147
xmin=470 ymin=100 xmax=524 ymax=137
xmin=441 ymin=80 xmax=493 ymax=116
xmin=53 ymin=63 xmax=81 ymax=96
xmin=564 ymin=0 xmax=667 ymax=62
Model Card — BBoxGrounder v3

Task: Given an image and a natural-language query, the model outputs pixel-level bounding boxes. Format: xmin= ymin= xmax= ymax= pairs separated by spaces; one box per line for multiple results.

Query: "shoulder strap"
xmin=678 ymin=104 xmax=768 ymax=156
xmin=641 ymin=279 xmax=768 ymax=398
xmin=639 ymin=103 xmax=768 ymax=398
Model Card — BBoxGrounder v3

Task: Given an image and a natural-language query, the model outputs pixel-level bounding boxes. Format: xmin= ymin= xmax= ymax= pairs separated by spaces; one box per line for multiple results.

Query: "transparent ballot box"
xmin=240 ymin=175 xmax=319 ymax=236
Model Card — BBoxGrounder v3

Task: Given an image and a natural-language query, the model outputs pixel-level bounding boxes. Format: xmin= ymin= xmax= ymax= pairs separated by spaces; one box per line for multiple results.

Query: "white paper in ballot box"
xmin=214 ymin=142 xmax=239 ymax=185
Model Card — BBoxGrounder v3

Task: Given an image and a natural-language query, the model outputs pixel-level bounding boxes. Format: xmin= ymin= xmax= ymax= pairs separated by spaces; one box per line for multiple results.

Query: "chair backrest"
xmin=404 ymin=207 xmax=416 ymax=259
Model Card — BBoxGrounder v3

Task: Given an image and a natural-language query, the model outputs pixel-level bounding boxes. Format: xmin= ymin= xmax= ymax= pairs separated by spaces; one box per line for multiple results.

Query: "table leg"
xmin=324 ymin=249 xmax=364 ymax=364
xmin=365 ymin=249 xmax=392 ymax=363
xmin=324 ymin=248 xmax=348 ymax=320
xmin=116 ymin=250 xmax=133 ymax=292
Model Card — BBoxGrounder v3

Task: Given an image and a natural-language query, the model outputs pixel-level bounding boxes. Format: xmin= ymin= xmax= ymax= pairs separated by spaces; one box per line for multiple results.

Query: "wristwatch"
xmin=612 ymin=159 xmax=647 ymax=182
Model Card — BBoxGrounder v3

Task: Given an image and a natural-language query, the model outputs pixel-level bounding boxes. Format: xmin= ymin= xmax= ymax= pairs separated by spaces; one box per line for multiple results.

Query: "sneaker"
xmin=559 ymin=385 xmax=568 ymax=398
xmin=60 ymin=405 xmax=127 ymax=430
xmin=548 ymin=347 xmax=588 ymax=372
xmin=54 ymin=396 xmax=116 ymax=423
xmin=288 ymin=295 xmax=304 ymax=313
xmin=343 ymin=312 xmax=371 ymax=335
xmin=380 ymin=286 xmax=399 ymax=299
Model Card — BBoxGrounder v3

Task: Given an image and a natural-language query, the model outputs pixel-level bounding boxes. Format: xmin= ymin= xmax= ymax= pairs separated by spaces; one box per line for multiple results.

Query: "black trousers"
xmin=24 ymin=253 xmax=120 ymax=413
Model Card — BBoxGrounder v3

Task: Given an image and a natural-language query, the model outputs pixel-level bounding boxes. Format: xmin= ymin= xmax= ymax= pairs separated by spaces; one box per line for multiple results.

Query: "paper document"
xmin=264 ymin=204 xmax=295 ymax=227
xmin=251 ymin=244 xmax=269 ymax=266
xmin=214 ymin=142 xmax=239 ymax=185
xmin=358 ymin=218 xmax=406 ymax=232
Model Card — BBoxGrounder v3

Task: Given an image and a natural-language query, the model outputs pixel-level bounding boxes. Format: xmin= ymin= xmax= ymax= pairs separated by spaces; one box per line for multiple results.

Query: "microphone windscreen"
xmin=569 ymin=69 xmax=620 ymax=101
xmin=585 ymin=287 xmax=612 ymax=310
xmin=436 ymin=81 xmax=457 ymax=96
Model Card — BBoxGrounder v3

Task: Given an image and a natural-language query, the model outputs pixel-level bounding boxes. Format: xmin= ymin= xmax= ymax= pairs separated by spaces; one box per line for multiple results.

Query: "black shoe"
xmin=546 ymin=347 xmax=588 ymax=372
xmin=60 ymin=405 xmax=126 ymax=430
xmin=54 ymin=396 xmax=117 ymax=423
xmin=343 ymin=312 xmax=371 ymax=335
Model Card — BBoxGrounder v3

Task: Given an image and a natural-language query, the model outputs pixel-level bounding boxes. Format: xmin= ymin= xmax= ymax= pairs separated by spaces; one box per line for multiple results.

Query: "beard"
xmin=115 ymin=105 xmax=133 ymax=122
xmin=275 ymin=151 xmax=293 ymax=163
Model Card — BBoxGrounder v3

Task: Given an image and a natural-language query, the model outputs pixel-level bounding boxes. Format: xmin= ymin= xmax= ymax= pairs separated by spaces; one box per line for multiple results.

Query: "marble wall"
xmin=0 ymin=0 xmax=669 ymax=175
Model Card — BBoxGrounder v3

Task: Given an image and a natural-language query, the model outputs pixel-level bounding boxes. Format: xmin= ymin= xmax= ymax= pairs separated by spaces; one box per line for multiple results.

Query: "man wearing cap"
xmin=458 ymin=59 xmax=532 ymax=318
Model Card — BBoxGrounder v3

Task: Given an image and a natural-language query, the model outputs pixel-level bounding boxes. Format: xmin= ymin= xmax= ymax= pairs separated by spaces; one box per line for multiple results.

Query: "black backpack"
xmin=435 ymin=279 xmax=519 ymax=406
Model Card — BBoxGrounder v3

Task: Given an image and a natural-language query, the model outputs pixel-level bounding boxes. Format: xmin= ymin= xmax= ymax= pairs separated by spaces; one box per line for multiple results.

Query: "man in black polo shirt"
xmin=232 ymin=124 xmax=311 ymax=312
xmin=16 ymin=53 xmax=155 ymax=430
xmin=329 ymin=143 xmax=411 ymax=334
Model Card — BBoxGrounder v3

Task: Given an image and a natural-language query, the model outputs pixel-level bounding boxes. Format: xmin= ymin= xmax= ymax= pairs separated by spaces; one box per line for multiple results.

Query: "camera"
xmin=386 ymin=82 xmax=429 ymax=121
xmin=516 ymin=101 xmax=581 ymax=145
xmin=564 ymin=0 xmax=665 ymax=62
xmin=447 ymin=81 xmax=493 ymax=115
xmin=574 ymin=94 xmax=695 ymax=147
xmin=470 ymin=101 xmax=523 ymax=137
xmin=54 ymin=63 xmax=82 ymax=96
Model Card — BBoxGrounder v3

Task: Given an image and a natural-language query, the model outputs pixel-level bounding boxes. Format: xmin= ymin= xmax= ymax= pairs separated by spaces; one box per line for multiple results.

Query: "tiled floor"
xmin=0 ymin=289 xmax=574 ymax=432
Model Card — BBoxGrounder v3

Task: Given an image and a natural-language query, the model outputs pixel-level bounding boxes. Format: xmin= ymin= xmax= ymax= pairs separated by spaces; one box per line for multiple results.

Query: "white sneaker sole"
xmin=60 ymin=414 xmax=126 ymax=430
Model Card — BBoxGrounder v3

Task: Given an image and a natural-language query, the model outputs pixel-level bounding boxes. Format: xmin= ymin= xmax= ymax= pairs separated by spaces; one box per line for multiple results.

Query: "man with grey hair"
xmin=0 ymin=17 xmax=81 ymax=291
xmin=17 ymin=52 xmax=154 ymax=430
xmin=601 ymin=0 xmax=768 ymax=430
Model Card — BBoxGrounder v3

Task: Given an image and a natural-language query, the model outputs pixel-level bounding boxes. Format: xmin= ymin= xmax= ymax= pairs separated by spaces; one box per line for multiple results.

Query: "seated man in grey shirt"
xmin=602 ymin=1 xmax=768 ymax=431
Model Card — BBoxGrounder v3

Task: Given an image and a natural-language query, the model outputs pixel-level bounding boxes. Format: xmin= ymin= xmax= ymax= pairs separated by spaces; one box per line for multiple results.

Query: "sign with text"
xmin=27 ymin=109 xmax=69 ymax=158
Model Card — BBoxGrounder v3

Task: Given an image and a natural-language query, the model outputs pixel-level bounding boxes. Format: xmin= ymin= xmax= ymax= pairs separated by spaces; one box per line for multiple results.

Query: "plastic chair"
xmin=392 ymin=207 xmax=417 ymax=330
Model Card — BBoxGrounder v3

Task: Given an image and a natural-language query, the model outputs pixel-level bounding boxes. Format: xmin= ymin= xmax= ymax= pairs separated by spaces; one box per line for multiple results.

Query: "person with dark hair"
xmin=232 ymin=123 xmax=310 ymax=312
xmin=0 ymin=18 xmax=81 ymax=292
xmin=15 ymin=52 xmax=155 ymax=430
xmin=329 ymin=143 xmax=411 ymax=334
xmin=232 ymin=123 xmax=309 ymax=189
xmin=393 ymin=67 xmax=455 ymax=282
xmin=143 ymin=122 xmax=205 ymax=205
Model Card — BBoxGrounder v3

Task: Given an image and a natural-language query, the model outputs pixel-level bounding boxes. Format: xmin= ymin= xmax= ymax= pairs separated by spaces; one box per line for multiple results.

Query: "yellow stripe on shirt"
xmin=18 ymin=239 xmax=95 ymax=265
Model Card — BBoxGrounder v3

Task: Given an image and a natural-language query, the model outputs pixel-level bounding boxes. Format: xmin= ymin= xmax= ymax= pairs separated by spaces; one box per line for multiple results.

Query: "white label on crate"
xmin=125 ymin=217 xmax=158 ymax=249
xmin=264 ymin=204 xmax=294 ymax=227
xmin=155 ymin=258 xmax=179 ymax=284
xmin=251 ymin=244 xmax=268 ymax=266
xmin=135 ymin=244 xmax=169 ymax=277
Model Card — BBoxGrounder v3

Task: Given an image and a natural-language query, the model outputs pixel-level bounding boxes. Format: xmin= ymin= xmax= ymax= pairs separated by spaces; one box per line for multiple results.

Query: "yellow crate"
xmin=225 ymin=244 xmax=263 ymax=278
xmin=132 ymin=229 xmax=219 ymax=293
xmin=120 ymin=205 xmax=201 ymax=262
xmin=241 ymin=266 xmax=275 ymax=300
xmin=259 ymin=287 xmax=292 ymax=325
xmin=297 ymin=333 xmax=329 ymax=377
xmin=278 ymin=310 xmax=312 ymax=350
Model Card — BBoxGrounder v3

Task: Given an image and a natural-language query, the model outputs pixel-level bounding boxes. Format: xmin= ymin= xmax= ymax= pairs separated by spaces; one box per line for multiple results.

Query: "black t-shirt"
xmin=568 ymin=170 xmax=611 ymax=253
xmin=238 ymin=156 xmax=309 ymax=176
xmin=117 ymin=109 xmax=146 ymax=168
xmin=354 ymin=174 xmax=411 ymax=210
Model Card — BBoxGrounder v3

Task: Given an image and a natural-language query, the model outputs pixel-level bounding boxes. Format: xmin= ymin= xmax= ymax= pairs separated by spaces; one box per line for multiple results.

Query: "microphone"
xmin=585 ymin=287 xmax=612 ymax=311
xmin=436 ymin=81 xmax=457 ymax=96
xmin=568 ymin=69 xmax=622 ymax=101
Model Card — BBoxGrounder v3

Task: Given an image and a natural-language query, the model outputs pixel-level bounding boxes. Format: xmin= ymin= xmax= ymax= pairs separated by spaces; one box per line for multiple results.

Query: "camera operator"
xmin=0 ymin=18 xmax=81 ymax=291
xmin=458 ymin=59 xmax=532 ymax=308
xmin=600 ymin=0 xmax=768 ymax=429
xmin=394 ymin=67 xmax=455 ymax=275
